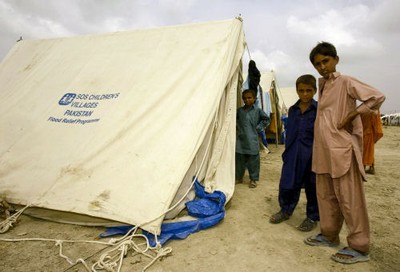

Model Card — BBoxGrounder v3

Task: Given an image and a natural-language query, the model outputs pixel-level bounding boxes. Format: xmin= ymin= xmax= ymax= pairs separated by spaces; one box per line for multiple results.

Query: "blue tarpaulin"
xmin=100 ymin=180 xmax=226 ymax=246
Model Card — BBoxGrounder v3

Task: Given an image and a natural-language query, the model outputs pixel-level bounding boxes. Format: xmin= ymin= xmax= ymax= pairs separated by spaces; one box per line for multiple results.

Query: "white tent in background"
xmin=259 ymin=72 xmax=298 ymax=113
xmin=0 ymin=18 xmax=245 ymax=235
xmin=381 ymin=113 xmax=400 ymax=126
xmin=278 ymin=87 xmax=299 ymax=111
xmin=258 ymin=71 xmax=298 ymax=144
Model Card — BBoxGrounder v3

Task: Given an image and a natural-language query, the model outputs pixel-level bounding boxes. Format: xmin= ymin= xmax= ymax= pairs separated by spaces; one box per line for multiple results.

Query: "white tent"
xmin=278 ymin=87 xmax=300 ymax=112
xmin=382 ymin=113 xmax=400 ymax=126
xmin=259 ymin=71 xmax=298 ymax=114
xmin=0 ymin=18 xmax=245 ymax=235
xmin=257 ymin=71 xmax=303 ymax=144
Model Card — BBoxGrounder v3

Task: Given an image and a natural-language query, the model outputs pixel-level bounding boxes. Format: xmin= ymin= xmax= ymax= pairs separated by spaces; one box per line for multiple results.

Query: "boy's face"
xmin=312 ymin=54 xmax=339 ymax=79
xmin=242 ymin=92 xmax=256 ymax=107
xmin=296 ymin=83 xmax=316 ymax=104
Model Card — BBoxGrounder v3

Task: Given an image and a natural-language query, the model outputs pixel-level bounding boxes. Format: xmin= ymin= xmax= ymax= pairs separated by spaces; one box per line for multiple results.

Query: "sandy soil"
xmin=1 ymin=126 xmax=399 ymax=272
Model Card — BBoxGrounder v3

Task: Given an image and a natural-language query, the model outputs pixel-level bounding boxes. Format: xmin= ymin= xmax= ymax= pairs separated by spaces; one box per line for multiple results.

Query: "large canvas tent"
xmin=0 ymin=18 xmax=245 ymax=235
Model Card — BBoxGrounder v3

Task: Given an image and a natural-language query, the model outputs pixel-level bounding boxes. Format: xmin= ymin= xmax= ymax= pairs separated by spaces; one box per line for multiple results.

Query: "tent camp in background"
xmin=258 ymin=71 xmax=298 ymax=145
xmin=0 ymin=17 xmax=245 ymax=257
xmin=381 ymin=113 xmax=400 ymax=126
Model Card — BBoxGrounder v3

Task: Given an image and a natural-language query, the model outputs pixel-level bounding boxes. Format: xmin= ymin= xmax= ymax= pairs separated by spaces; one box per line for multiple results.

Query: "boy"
xmin=304 ymin=42 xmax=385 ymax=264
xmin=270 ymin=75 xmax=319 ymax=232
xmin=236 ymin=89 xmax=270 ymax=188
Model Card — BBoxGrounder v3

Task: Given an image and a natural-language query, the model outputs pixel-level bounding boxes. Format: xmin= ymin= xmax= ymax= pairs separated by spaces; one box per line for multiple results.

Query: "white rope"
xmin=236 ymin=15 xmax=251 ymax=60
xmin=91 ymin=228 xmax=172 ymax=272
xmin=0 ymin=204 xmax=31 ymax=233
xmin=0 ymin=170 xmax=202 ymax=272
xmin=56 ymin=240 xmax=92 ymax=271
xmin=0 ymin=236 xmax=114 ymax=271
xmin=246 ymin=44 xmax=252 ymax=60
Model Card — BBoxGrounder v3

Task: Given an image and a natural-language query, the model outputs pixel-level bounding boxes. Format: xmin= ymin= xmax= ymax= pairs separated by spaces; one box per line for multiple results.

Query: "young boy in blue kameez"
xmin=269 ymin=74 xmax=319 ymax=231
xmin=236 ymin=89 xmax=270 ymax=189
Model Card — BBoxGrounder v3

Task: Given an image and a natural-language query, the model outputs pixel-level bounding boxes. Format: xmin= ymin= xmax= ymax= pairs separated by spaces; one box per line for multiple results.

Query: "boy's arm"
xmin=256 ymin=109 xmax=270 ymax=132
xmin=338 ymin=77 xmax=385 ymax=133
xmin=349 ymin=77 xmax=386 ymax=114
xmin=337 ymin=110 xmax=358 ymax=133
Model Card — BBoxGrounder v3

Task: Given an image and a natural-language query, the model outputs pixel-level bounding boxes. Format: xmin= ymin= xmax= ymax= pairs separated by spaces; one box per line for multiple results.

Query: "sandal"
xmin=331 ymin=247 xmax=369 ymax=264
xmin=249 ymin=181 xmax=257 ymax=188
xmin=269 ymin=211 xmax=290 ymax=224
xmin=365 ymin=167 xmax=375 ymax=175
xmin=297 ymin=218 xmax=317 ymax=232
xmin=235 ymin=178 xmax=243 ymax=184
xmin=304 ymin=234 xmax=339 ymax=247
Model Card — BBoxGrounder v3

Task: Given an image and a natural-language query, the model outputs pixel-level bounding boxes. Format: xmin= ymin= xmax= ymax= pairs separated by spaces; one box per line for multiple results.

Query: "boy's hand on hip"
xmin=338 ymin=110 xmax=359 ymax=134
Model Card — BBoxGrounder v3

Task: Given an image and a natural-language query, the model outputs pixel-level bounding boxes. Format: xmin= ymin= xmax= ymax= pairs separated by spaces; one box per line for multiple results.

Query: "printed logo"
xmin=59 ymin=93 xmax=76 ymax=105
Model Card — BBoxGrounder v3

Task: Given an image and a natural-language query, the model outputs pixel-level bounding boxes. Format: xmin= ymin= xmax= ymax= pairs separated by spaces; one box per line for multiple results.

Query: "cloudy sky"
xmin=0 ymin=0 xmax=398 ymax=113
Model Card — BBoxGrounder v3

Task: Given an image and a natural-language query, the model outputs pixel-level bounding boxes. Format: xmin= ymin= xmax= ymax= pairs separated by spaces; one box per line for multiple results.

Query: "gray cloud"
xmin=0 ymin=0 xmax=397 ymax=112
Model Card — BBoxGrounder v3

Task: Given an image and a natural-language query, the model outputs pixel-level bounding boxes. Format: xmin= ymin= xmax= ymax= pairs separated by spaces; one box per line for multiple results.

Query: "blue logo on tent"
xmin=59 ymin=93 xmax=76 ymax=105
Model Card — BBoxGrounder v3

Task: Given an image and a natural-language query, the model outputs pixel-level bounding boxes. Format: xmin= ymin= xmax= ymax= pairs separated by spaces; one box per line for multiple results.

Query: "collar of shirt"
xmin=242 ymin=104 xmax=256 ymax=110
xmin=318 ymin=72 xmax=341 ymax=97
xmin=319 ymin=71 xmax=341 ymax=86
xmin=293 ymin=99 xmax=318 ymax=111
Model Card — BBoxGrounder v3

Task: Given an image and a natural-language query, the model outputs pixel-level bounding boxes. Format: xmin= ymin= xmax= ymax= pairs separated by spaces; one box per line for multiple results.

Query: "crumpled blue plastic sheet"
xmin=99 ymin=180 xmax=226 ymax=247
xmin=99 ymin=225 xmax=133 ymax=237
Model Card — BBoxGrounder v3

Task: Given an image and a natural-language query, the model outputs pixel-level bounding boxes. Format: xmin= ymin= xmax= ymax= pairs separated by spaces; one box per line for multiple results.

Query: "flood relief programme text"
xmin=48 ymin=92 xmax=120 ymax=125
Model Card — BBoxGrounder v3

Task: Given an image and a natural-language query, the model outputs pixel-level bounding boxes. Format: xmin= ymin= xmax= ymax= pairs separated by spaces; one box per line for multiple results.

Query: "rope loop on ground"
xmin=90 ymin=227 xmax=172 ymax=272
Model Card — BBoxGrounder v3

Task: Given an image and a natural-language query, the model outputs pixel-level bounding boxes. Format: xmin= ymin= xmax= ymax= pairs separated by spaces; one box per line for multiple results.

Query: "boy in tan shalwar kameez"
xmin=303 ymin=42 xmax=385 ymax=264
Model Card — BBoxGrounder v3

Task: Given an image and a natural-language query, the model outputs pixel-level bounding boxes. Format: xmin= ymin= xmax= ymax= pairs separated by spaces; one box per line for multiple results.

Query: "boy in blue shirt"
xmin=270 ymin=75 xmax=319 ymax=231
xmin=236 ymin=89 xmax=270 ymax=188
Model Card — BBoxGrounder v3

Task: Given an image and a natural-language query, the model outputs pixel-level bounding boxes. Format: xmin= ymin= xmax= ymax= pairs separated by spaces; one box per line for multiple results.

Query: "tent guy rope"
xmin=0 ymin=203 xmax=30 ymax=233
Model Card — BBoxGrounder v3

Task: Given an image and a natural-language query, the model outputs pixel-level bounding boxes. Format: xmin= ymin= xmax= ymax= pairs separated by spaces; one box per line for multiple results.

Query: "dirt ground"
xmin=1 ymin=126 xmax=399 ymax=272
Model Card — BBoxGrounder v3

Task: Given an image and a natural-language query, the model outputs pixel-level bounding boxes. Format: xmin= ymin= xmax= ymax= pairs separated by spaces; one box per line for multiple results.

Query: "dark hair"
xmin=296 ymin=74 xmax=317 ymax=90
xmin=309 ymin=41 xmax=337 ymax=64
xmin=242 ymin=89 xmax=257 ymax=98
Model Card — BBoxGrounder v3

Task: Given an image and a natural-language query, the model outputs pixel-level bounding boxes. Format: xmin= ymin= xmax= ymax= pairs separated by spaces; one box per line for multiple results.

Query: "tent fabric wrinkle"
xmin=0 ymin=18 xmax=245 ymax=234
